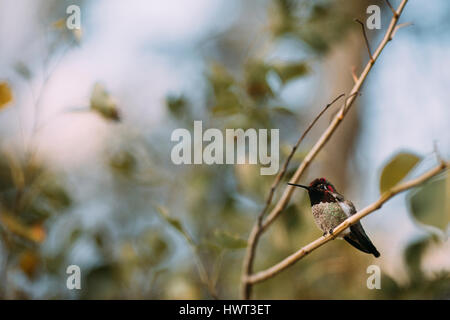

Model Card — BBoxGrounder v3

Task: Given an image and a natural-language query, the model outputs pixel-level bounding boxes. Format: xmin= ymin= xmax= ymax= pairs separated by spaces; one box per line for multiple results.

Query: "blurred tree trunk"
xmin=315 ymin=0 xmax=370 ymax=192
xmin=318 ymin=32 xmax=362 ymax=190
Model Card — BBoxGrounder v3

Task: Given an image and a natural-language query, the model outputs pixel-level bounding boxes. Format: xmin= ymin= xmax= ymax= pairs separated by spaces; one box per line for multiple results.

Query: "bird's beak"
xmin=287 ymin=183 xmax=310 ymax=190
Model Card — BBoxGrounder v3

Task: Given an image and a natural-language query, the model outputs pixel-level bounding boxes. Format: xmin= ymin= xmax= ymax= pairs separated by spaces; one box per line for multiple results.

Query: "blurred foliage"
xmin=0 ymin=0 xmax=449 ymax=300
xmin=0 ymin=152 xmax=72 ymax=292
xmin=166 ymin=95 xmax=189 ymax=120
xmin=379 ymin=152 xmax=449 ymax=235
xmin=408 ymin=173 xmax=449 ymax=233
xmin=206 ymin=57 xmax=306 ymax=131
xmin=269 ymin=0 xmax=354 ymax=53
xmin=379 ymin=234 xmax=450 ymax=299
xmin=213 ymin=230 xmax=247 ymax=250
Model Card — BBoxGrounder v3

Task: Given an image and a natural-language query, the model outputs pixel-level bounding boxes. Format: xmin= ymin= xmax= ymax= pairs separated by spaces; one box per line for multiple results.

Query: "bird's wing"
xmin=342 ymin=200 xmax=380 ymax=258
xmin=343 ymin=233 xmax=372 ymax=254
xmin=346 ymin=222 xmax=380 ymax=257
xmin=343 ymin=200 xmax=357 ymax=214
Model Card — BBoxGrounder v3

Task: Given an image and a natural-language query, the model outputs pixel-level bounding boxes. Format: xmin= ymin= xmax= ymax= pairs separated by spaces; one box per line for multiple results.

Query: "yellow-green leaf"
xmin=380 ymin=152 xmax=421 ymax=194
xmin=0 ymin=82 xmax=13 ymax=109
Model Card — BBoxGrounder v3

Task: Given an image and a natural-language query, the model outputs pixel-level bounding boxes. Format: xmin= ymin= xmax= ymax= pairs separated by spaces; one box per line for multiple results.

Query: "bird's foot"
xmin=323 ymin=229 xmax=335 ymax=238
xmin=329 ymin=229 xmax=336 ymax=239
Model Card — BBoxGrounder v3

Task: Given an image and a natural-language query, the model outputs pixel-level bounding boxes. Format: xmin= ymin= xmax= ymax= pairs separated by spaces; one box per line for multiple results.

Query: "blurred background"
xmin=0 ymin=0 xmax=449 ymax=299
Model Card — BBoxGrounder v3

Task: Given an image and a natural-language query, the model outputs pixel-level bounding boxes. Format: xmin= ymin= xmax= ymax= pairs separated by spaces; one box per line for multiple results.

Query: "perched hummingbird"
xmin=288 ymin=178 xmax=380 ymax=258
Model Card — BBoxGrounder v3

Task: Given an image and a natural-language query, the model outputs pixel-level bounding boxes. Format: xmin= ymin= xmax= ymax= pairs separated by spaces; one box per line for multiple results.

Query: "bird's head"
xmin=288 ymin=177 xmax=338 ymax=205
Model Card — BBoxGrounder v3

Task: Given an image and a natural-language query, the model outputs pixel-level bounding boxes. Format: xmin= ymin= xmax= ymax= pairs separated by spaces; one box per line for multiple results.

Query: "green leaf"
xmin=166 ymin=95 xmax=187 ymax=118
xmin=109 ymin=150 xmax=136 ymax=176
xmin=271 ymin=106 xmax=296 ymax=116
xmin=209 ymin=63 xmax=234 ymax=92
xmin=207 ymin=63 xmax=243 ymax=116
xmin=379 ymin=152 xmax=421 ymax=194
xmin=90 ymin=83 xmax=120 ymax=121
xmin=244 ymin=61 xmax=273 ymax=100
xmin=36 ymin=176 xmax=72 ymax=211
xmin=156 ymin=206 xmax=184 ymax=234
xmin=156 ymin=206 xmax=198 ymax=251
xmin=213 ymin=230 xmax=247 ymax=249
xmin=407 ymin=174 xmax=449 ymax=232
xmin=41 ymin=183 xmax=72 ymax=210
xmin=211 ymin=90 xmax=242 ymax=116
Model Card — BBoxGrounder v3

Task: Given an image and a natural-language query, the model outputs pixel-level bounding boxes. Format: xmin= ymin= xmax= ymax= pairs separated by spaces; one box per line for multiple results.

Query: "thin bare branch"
xmin=390 ymin=22 xmax=413 ymax=40
xmin=354 ymin=19 xmax=374 ymax=63
xmin=384 ymin=0 xmax=398 ymax=17
xmin=246 ymin=161 xmax=448 ymax=284
xmin=241 ymin=0 xmax=409 ymax=299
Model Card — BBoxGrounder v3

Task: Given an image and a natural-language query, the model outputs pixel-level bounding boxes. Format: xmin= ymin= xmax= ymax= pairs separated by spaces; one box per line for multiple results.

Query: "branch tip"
xmin=391 ymin=22 xmax=413 ymax=40
xmin=433 ymin=141 xmax=445 ymax=166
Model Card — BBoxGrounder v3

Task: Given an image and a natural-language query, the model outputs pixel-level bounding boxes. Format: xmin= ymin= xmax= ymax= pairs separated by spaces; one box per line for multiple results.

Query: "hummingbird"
xmin=288 ymin=178 xmax=380 ymax=258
